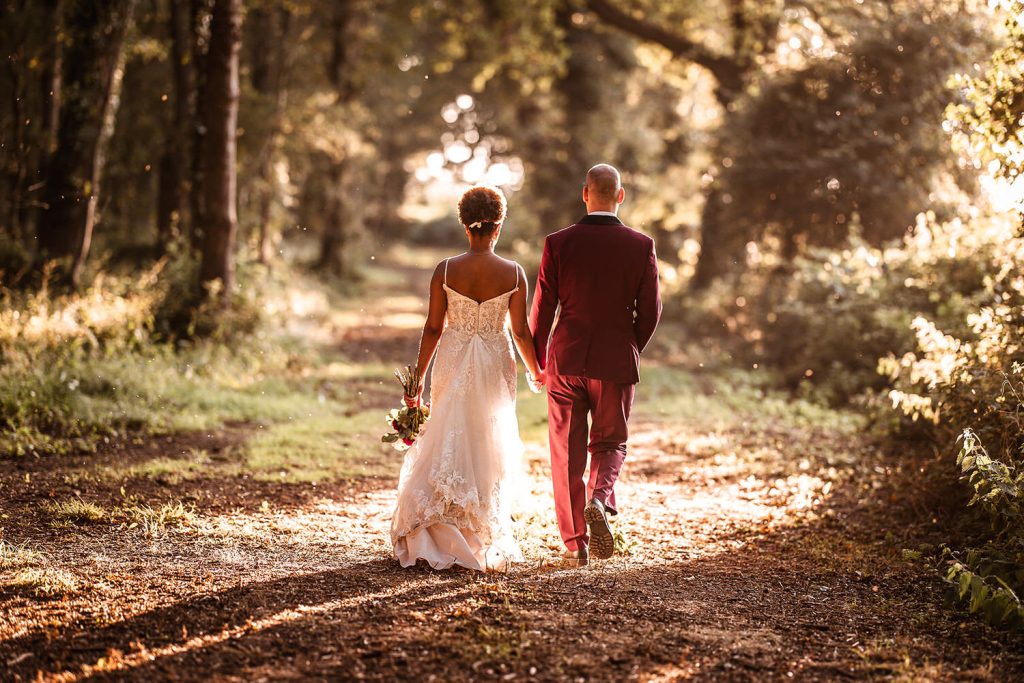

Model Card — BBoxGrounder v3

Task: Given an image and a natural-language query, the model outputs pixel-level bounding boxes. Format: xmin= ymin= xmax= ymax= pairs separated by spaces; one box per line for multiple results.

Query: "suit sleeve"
xmin=529 ymin=236 xmax=558 ymax=371
xmin=634 ymin=240 xmax=662 ymax=353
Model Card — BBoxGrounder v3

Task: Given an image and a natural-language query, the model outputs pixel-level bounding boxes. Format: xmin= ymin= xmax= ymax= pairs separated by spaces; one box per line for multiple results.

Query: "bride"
xmin=390 ymin=185 xmax=544 ymax=572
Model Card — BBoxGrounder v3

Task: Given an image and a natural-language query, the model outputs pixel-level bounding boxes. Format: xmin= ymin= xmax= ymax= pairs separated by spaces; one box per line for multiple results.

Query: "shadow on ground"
xmin=3 ymin=476 xmax=1022 ymax=682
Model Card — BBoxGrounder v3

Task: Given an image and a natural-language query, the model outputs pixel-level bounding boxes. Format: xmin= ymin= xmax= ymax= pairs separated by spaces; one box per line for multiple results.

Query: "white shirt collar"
xmin=588 ymin=210 xmax=618 ymax=217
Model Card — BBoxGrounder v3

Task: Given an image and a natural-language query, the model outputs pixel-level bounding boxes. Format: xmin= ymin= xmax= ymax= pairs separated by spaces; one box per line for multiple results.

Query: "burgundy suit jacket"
xmin=529 ymin=214 xmax=662 ymax=385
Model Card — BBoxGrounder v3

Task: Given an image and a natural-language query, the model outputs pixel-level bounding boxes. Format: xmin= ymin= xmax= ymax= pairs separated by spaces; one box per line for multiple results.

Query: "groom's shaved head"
xmin=585 ymin=164 xmax=622 ymax=203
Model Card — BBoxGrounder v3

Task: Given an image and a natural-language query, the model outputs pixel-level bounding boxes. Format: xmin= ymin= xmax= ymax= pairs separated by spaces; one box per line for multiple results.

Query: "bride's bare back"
xmin=442 ymin=253 xmax=519 ymax=304
xmin=407 ymin=185 xmax=543 ymax=406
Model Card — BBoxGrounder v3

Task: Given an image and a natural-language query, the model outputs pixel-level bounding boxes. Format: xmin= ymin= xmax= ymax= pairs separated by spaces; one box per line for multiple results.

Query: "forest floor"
xmin=1 ymin=250 xmax=1023 ymax=682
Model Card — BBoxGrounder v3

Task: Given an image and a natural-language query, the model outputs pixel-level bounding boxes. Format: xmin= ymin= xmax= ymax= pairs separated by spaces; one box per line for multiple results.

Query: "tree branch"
xmin=585 ymin=0 xmax=745 ymax=103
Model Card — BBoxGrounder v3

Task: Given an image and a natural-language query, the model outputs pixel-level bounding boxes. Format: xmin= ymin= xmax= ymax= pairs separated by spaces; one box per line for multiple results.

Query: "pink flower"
xmin=402 ymin=436 xmax=415 ymax=446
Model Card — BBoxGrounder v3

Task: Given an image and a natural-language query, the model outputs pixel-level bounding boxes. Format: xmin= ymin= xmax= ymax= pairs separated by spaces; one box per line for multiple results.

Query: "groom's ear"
xmin=617 ymin=187 xmax=625 ymax=204
xmin=582 ymin=185 xmax=589 ymax=203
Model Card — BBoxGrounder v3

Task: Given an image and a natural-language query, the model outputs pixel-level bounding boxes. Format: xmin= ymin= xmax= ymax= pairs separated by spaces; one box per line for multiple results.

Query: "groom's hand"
xmin=527 ymin=370 xmax=546 ymax=393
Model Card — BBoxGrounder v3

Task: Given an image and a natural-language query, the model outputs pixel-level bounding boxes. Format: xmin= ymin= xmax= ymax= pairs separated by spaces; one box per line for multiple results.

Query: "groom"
xmin=530 ymin=163 xmax=662 ymax=567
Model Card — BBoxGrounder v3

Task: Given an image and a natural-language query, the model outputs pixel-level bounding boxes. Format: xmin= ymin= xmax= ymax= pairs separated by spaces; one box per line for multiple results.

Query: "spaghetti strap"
xmin=444 ymin=258 xmax=449 ymax=285
xmin=511 ymin=262 xmax=520 ymax=293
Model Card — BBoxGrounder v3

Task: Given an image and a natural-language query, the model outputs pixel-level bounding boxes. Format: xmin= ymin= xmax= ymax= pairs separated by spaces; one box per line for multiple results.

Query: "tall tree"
xmin=189 ymin=0 xmax=212 ymax=249
xmin=586 ymin=0 xmax=979 ymax=287
xmin=197 ymin=0 xmax=242 ymax=298
xmin=156 ymin=0 xmax=197 ymax=250
xmin=248 ymin=2 xmax=291 ymax=264
xmin=35 ymin=0 xmax=136 ymax=286
xmin=316 ymin=0 xmax=358 ymax=274
xmin=40 ymin=0 xmax=63 ymax=159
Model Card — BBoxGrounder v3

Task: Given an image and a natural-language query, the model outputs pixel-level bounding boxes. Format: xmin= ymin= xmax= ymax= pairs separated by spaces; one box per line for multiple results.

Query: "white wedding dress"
xmin=391 ymin=261 xmax=526 ymax=571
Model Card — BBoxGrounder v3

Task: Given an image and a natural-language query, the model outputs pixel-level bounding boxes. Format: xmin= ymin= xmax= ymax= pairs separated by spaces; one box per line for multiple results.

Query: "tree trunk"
xmin=41 ymin=0 xmax=63 ymax=158
xmin=189 ymin=0 xmax=211 ymax=249
xmin=7 ymin=40 xmax=26 ymax=243
xmin=156 ymin=149 xmax=179 ymax=250
xmin=318 ymin=159 xmax=347 ymax=275
xmin=36 ymin=0 xmax=135 ymax=287
xmin=250 ymin=5 xmax=291 ymax=265
xmin=328 ymin=1 xmax=357 ymax=97
xmin=156 ymin=0 xmax=196 ymax=250
xmin=315 ymin=1 xmax=357 ymax=271
xmin=371 ymin=152 xmax=408 ymax=237
xmin=691 ymin=185 xmax=735 ymax=290
xmin=197 ymin=0 xmax=242 ymax=300
xmin=691 ymin=112 xmax=749 ymax=291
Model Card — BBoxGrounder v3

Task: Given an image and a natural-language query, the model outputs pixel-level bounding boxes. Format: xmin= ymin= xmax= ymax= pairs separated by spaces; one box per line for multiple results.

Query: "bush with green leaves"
xmin=686 ymin=211 xmax=1002 ymax=406
xmin=942 ymin=429 xmax=1024 ymax=628
xmin=883 ymin=221 xmax=1024 ymax=627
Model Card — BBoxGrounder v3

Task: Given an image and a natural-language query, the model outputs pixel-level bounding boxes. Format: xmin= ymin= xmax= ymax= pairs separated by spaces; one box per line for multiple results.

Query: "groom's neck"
xmin=586 ymin=203 xmax=618 ymax=215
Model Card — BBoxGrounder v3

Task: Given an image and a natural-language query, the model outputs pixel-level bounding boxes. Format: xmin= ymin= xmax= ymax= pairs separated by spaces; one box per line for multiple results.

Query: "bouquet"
xmin=381 ymin=365 xmax=430 ymax=451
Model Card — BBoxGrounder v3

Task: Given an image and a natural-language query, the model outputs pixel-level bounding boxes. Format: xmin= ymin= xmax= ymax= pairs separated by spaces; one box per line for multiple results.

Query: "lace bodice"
xmin=441 ymin=257 xmax=520 ymax=337
xmin=443 ymin=285 xmax=515 ymax=336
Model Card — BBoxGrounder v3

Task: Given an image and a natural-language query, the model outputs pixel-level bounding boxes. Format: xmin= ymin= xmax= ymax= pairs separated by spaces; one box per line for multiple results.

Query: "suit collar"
xmin=578 ymin=213 xmax=624 ymax=226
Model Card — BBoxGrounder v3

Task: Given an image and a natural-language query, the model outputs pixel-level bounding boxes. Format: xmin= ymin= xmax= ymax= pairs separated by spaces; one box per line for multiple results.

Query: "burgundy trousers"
xmin=546 ymin=362 xmax=635 ymax=552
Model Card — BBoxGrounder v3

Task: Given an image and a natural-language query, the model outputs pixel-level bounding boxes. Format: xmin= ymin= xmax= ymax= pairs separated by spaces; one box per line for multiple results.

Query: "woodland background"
xmin=3 ymin=0 xmax=1024 ymax=647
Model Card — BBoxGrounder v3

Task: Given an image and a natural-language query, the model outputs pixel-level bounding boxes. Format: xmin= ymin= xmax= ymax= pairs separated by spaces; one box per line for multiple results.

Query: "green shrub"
xmin=151 ymin=239 xmax=265 ymax=340
xmin=686 ymin=212 xmax=1001 ymax=406
xmin=941 ymin=430 xmax=1024 ymax=628
xmin=883 ymin=224 xmax=1024 ymax=627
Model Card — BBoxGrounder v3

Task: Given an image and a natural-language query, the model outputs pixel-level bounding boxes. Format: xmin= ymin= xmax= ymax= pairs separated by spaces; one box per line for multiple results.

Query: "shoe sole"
xmin=584 ymin=503 xmax=614 ymax=560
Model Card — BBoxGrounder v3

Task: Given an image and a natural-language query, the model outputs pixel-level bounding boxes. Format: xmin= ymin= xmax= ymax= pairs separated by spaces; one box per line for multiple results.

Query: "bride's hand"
xmin=403 ymin=387 xmax=422 ymax=408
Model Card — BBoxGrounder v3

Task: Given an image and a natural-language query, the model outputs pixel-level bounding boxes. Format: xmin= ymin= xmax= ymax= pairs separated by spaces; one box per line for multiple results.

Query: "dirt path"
xmin=2 ymin=254 xmax=1022 ymax=682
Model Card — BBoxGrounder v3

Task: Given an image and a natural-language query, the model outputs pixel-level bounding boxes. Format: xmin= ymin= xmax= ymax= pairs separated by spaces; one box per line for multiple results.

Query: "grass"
xmin=0 ymin=259 xmax=357 ymax=458
xmin=0 ymin=339 xmax=350 ymax=457
xmin=7 ymin=567 xmax=79 ymax=596
xmin=129 ymin=450 xmax=214 ymax=479
xmin=0 ymin=541 xmax=43 ymax=570
xmin=46 ymin=498 xmax=107 ymax=525
xmin=635 ymin=364 xmax=863 ymax=433
xmin=0 ymin=541 xmax=77 ymax=599
xmin=121 ymin=501 xmax=197 ymax=535
xmin=246 ymin=411 xmax=400 ymax=481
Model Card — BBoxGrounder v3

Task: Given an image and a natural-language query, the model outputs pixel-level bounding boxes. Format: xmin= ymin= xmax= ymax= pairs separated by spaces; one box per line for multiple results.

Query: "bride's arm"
xmin=509 ymin=264 xmax=544 ymax=384
xmin=408 ymin=263 xmax=447 ymax=406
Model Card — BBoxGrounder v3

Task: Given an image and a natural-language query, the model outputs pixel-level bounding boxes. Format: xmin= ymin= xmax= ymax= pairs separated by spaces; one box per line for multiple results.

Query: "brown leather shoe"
xmin=543 ymin=547 xmax=589 ymax=568
xmin=584 ymin=497 xmax=614 ymax=560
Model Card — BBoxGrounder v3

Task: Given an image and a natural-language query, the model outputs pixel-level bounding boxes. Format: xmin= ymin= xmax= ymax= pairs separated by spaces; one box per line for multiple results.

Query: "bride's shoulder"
xmin=497 ymin=256 xmax=525 ymax=274
xmin=497 ymin=257 xmax=527 ymax=290
xmin=497 ymin=255 xmax=523 ymax=270
xmin=430 ymin=258 xmax=450 ymax=283
xmin=430 ymin=254 xmax=465 ymax=282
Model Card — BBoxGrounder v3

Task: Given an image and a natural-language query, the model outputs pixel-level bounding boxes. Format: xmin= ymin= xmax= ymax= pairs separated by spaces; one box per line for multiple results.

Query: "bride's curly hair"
xmin=458 ymin=185 xmax=506 ymax=234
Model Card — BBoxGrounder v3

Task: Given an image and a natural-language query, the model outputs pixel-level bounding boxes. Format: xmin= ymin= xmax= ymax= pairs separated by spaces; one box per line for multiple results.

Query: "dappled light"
xmin=3 ymin=251 xmax=1022 ymax=679
xmin=5 ymin=0 xmax=1024 ymax=679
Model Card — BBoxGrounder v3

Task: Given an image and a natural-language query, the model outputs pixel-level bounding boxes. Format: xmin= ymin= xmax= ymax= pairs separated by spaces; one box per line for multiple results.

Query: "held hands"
xmin=526 ymin=369 xmax=546 ymax=394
